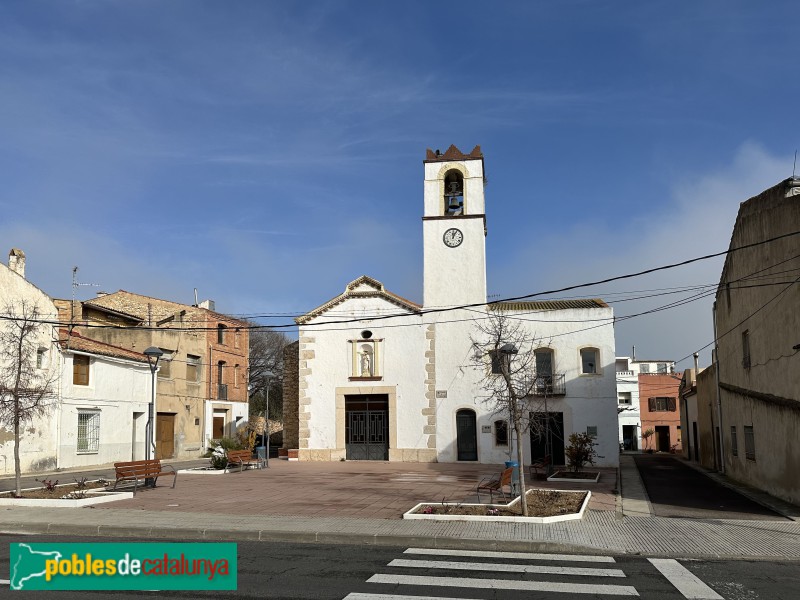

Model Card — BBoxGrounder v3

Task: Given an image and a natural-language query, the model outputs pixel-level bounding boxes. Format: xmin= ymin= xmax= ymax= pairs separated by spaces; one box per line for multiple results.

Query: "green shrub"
xmin=565 ymin=432 xmax=597 ymax=473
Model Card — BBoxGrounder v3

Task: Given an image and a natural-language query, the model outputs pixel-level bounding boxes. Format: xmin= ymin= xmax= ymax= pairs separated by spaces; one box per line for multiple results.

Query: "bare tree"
xmin=248 ymin=326 xmax=291 ymax=421
xmin=0 ymin=301 xmax=58 ymax=497
xmin=469 ymin=310 xmax=547 ymax=516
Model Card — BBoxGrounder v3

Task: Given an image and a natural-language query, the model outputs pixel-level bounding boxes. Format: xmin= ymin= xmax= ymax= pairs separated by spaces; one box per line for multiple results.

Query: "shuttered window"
xmin=73 ymin=355 xmax=90 ymax=386
xmin=648 ymin=397 xmax=676 ymax=412
xmin=744 ymin=426 xmax=755 ymax=461
xmin=186 ymin=355 xmax=201 ymax=382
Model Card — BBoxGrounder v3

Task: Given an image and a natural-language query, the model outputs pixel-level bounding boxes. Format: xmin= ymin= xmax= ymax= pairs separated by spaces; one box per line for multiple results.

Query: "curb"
xmin=2 ymin=522 xmax=798 ymax=562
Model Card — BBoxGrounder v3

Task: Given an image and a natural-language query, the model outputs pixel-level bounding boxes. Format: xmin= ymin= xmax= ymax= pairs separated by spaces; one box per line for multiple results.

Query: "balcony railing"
xmin=616 ymin=370 xmax=634 ymax=377
xmin=217 ymin=383 xmax=228 ymax=400
xmin=533 ymin=373 xmax=566 ymax=396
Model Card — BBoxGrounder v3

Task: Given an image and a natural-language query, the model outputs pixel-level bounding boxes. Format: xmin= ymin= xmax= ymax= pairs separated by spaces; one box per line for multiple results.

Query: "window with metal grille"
xmin=73 ymin=355 xmax=90 ymax=386
xmin=730 ymin=426 xmax=738 ymax=457
xmin=744 ymin=426 xmax=755 ymax=461
xmin=77 ymin=411 xmax=100 ymax=453
xmin=618 ymin=392 xmax=632 ymax=405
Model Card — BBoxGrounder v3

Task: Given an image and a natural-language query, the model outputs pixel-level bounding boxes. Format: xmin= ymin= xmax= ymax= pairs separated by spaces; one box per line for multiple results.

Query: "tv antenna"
xmin=70 ymin=266 xmax=100 ymax=333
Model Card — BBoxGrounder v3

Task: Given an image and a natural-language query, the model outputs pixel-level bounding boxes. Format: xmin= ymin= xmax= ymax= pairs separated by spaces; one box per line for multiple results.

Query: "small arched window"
xmin=443 ymin=169 xmax=464 ymax=215
xmin=217 ymin=323 xmax=227 ymax=345
xmin=580 ymin=347 xmax=599 ymax=374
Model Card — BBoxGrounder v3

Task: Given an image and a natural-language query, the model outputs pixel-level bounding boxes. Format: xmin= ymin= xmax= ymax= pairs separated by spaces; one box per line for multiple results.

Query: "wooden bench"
xmin=112 ymin=459 xmax=177 ymax=496
xmin=476 ymin=467 xmax=514 ymax=503
xmin=225 ymin=449 xmax=261 ymax=473
xmin=529 ymin=455 xmax=552 ymax=479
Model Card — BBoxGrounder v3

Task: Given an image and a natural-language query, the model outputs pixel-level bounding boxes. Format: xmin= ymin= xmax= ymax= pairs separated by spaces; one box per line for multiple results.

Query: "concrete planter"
xmin=547 ymin=470 xmax=601 ymax=483
xmin=0 ymin=488 xmax=133 ymax=508
xmin=177 ymin=467 xmax=226 ymax=475
xmin=403 ymin=489 xmax=590 ymax=523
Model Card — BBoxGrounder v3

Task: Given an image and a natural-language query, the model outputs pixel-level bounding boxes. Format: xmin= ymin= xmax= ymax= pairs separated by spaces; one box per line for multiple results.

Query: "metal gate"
xmin=345 ymin=395 xmax=388 ymax=460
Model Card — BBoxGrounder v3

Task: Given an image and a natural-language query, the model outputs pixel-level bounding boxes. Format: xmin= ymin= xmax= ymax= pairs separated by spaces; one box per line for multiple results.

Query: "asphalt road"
xmin=632 ymin=453 xmax=785 ymax=520
xmin=2 ymin=534 xmax=799 ymax=599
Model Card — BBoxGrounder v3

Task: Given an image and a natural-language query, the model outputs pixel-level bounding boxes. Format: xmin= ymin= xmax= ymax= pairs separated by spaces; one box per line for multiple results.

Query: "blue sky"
xmin=1 ymin=1 xmax=797 ymax=367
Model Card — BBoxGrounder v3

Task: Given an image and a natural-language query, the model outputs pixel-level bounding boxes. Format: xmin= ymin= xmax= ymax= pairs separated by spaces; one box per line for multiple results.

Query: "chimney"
xmin=632 ymin=345 xmax=636 ymax=361
xmin=8 ymin=248 xmax=26 ymax=278
xmin=199 ymin=299 xmax=216 ymax=311
xmin=693 ymin=352 xmax=699 ymax=372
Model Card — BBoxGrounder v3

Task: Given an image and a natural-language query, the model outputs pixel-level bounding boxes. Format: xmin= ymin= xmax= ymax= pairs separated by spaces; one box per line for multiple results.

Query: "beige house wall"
xmin=713 ymin=179 xmax=800 ymax=504
xmin=695 ymin=366 xmax=718 ymax=470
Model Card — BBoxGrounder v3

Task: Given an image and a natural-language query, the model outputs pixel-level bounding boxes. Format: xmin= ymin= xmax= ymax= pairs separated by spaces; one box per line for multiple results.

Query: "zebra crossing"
xmin=343 ymin=548 xmax=724 ymax=599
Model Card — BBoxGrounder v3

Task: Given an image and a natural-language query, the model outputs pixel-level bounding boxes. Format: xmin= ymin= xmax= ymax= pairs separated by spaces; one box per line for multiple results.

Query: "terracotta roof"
xmin=425 ymin=144 xmax=483 ymax=162
xmin=296 ymin=275 xmax=421 ymax=325
xmin=491 ymin=299 xmax=609 ymax=311
xmin=82 ymin=290 xmax=247 ymax=328
xmin=59 ymin=330 xmax=148 ymax=363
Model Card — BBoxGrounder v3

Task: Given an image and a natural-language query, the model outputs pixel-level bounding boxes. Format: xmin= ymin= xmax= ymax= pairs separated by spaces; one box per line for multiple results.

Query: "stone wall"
xmin=282 ymin=341 xmax=299 ymax=449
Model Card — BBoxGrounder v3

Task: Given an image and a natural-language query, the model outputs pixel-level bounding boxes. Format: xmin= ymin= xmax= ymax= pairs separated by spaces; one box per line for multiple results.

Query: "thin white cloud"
xmin=491 ymin=142 xmax=792 ymax=367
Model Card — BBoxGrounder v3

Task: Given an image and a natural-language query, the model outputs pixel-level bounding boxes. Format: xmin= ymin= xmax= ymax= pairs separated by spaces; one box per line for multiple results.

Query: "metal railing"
xmin=533 ymin=373 xmax=566 ymax=396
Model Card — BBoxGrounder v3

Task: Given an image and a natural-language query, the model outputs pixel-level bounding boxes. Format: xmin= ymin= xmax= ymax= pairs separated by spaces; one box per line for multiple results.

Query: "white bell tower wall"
xmin=422 ymin=148 xmax=488 ymax=309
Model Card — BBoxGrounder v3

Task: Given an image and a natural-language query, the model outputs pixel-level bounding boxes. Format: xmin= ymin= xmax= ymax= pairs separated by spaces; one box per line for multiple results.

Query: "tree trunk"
xmin=14 ymin=407 xmax=21 ymax=498
xmin=513 ymin=417 xmax=528 ymax=516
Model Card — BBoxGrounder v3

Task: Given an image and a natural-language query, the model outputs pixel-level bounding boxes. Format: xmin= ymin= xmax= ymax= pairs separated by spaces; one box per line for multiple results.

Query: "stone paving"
xmin=1 ymin=454 xmax=798 ymax=561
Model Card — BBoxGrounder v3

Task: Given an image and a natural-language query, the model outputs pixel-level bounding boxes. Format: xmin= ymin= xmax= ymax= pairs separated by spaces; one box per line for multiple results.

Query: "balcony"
xmin=616 ymin=370 xmax=634 ymax=377
xmin=533 ymin=373 xmax=566 ymax=396
xmin=217 ymin=383 xmax=228 ymax=400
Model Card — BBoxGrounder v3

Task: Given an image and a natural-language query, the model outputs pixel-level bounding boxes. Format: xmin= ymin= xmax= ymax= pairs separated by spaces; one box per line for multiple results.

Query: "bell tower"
xmin=422 ymin=144 xmax=488 ymax=309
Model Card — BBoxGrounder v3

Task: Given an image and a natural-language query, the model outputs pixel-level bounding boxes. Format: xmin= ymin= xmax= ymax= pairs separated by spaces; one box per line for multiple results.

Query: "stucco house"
xmin=55 ymin=291 xmax=250 ymax=459
xmin=0 ymin=249 xmax=60 ymax=474
xmin=56 ymin=330 xmax=153 ymax=468
xmin=284 ymin=146 xmax=619 ymax=467
xmin=616 ymin=356 xmax=678 ymax=451
xmin=1 ymin=249 xmax=166 ymax=473
xmin=708 ymin=177 xmax=800 ymax=504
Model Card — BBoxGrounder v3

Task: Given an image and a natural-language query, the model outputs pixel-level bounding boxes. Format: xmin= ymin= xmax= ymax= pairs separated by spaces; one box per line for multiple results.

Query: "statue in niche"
xmin=360 ymin=350 xmax=372 ymax=377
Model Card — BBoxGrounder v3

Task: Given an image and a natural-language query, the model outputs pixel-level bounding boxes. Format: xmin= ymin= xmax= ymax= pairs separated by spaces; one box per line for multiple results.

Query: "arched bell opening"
xmin=443 ymin=169 xmax=464 ymax=216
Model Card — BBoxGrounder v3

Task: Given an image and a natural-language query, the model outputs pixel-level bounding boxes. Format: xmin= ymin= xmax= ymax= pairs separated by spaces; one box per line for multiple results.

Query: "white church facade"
xmin=287 ymin=145 xmax=619 ymax=467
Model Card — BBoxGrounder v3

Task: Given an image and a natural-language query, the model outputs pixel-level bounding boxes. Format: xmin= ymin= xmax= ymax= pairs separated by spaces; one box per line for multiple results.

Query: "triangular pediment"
xmin=296 ymin=275 xmax=421 ymax=324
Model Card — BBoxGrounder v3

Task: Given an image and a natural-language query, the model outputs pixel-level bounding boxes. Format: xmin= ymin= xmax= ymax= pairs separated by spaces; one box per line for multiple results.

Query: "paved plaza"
xmin=1 ymin=454 xmax=798 ymax=561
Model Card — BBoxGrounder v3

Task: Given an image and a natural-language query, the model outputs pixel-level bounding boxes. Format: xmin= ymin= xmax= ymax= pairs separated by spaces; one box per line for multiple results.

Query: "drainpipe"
xmin=712 ymin=301 xmax=725 ymax=473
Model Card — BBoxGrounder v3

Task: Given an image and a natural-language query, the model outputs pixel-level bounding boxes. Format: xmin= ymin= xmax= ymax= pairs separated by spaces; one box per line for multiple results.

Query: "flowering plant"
xmin=210 ymin=444 xmax=228 ymax=470
xmin=421 ymin=506 xmax=433 ymax=514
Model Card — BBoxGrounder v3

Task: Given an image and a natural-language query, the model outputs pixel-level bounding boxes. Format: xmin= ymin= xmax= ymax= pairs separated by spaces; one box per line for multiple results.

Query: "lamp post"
xmin=143 ymin=347 xmax=163 ymax=471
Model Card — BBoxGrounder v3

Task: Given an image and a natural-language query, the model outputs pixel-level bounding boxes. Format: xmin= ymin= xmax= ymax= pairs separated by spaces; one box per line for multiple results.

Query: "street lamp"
xmin=143 ymin=347 xmax=163 ymax=467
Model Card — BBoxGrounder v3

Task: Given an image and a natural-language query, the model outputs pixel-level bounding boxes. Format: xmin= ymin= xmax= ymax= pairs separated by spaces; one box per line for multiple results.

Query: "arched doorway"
xmin=456 ymin=409 xmax=478 ymax=461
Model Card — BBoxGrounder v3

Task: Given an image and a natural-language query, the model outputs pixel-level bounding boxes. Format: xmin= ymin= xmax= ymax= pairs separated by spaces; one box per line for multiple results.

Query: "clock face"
xmin=443 ymin=228 xmax=463 ymax=248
